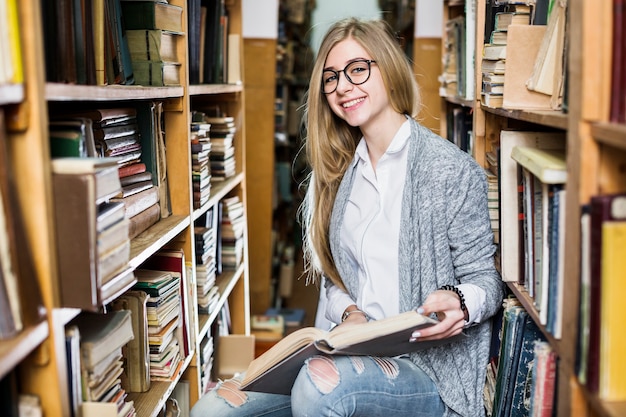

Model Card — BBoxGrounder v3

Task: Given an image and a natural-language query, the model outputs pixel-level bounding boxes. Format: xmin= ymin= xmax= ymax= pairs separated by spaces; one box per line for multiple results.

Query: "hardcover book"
xmin=240 ymin=310 xmax=467 ymax=395
xmin=120 ymin=1 xmax=184 ymax=33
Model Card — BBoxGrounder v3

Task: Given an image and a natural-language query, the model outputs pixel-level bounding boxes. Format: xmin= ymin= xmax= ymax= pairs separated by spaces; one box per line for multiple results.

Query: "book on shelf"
xmin=490 ymin=300 xmax=545 ymax=417
xmin=502 ymin=25 xmax=552 ymax=110
xmin=530 ymin=341 xmax=558 ymax=417
xmin=110 ymin=290 xmax=151 ymax=393
xmin=511 ymin=146 xmax=567 ymax=184
xmin=106 ymin=0 xmax=135 ymax=85
xmin=251 ymin=314 xmax=285 ymax=342
xmin=119 ymin=170 xmax=153 ymax=187
xmin=598 ymin=199 xmax=626 ymax=400
xmin=49 ymin=118 xmax=97 ymax=157
xmin=125 ymin=29 xmax=180 ymax=63
xmin=481 ymin=92 xmax=504 ymax=108
xmin=265 ymin=307 xmax=306 ymax=328
xmin=483 ymin=43 xmax=507 ymax=61
xmin=120 ymin=0 xmax=184 ymax=33
xmin=494 ymin=11 xmax=531 ymax=31
xmin=70 ymin=310 xmax=135 ymax=370
xmin=240 ymin=310 xmax=467 ymax=395
xmin=498 ymin=130 xmax=565 ymax=284
xmin=0 ymin=0 xmax=24 ymax=85
xmin=141 ymin=249 xmax=194 ymax=358
xmin=526 ymin=0 xmax=568 ymax=109
xmin=128 ymin=202 xmax=161 ymax=239
xmin=131 ymin=59 xmax=181 ymax=86
xmin=64 ymin=107 xmax=138 ymax=128
xmin=118 ymin=161 xmax=147 ymax=178
xmin=52 ymin=158 xmax=134 ymax=311
xmin=136 ymin=100 xmax=171 ymax=218
xmin=111 ymin=184 xmax=159 ymax=218
xmin=580 ymin=194 xmax=626 ymax=393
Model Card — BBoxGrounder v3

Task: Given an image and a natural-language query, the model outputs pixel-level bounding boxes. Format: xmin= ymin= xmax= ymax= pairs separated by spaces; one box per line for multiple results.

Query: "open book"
xmin=241 ymin=309 xmax=467 ymax=395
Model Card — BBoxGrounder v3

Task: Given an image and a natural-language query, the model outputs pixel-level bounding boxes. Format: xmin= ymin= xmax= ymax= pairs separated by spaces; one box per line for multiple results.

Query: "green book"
xmin=120 ymin=1 xmax=183 ymax=33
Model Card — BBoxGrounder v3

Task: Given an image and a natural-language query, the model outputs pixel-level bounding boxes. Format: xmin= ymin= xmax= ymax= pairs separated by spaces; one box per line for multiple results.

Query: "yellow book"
xmin=93 ymin=0 xmax=106 ymax=85
xmin=600 ymin=220 xmax=626 ymax=400
xmin=511 ymin=146 xmax=567 ymax=184
xmin=6 ymin=0 xmax=23 ymax=83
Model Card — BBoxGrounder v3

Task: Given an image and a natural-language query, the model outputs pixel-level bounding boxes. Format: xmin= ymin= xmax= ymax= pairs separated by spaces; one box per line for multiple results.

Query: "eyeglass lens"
xmin=322 ymin=60 xmax=374 ymax=94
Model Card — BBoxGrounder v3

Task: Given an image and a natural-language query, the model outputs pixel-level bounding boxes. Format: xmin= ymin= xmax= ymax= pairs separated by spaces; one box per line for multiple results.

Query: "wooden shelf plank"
xmin=481 ymin=106 xmax=569 ymax=130
xmin=591 ymin=122 xmax=626 ymax=151
xmin=129 ymin=215 xmax=190 ymax=269
xmin=0 ymin=321 xmax=48 ymax=379
xmin=45 ymin=83 xmax=184 ymax=101
xmin=189 ymin=83 xmax=243 ymax=96
xmin=127 ymin=354 xmax=194 ymax=417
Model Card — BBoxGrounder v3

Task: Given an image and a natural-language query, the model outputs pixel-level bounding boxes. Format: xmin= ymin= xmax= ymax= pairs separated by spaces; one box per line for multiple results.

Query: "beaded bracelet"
xmin=439 ymin=285 xmax=468 ymax=315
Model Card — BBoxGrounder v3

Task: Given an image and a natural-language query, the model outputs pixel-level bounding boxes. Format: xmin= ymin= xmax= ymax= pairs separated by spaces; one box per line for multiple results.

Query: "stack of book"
xmin=195 ymin=207 xmax=220 ymax=314
xmin=69 ymin=310 xmax=136 ymax=416
xmin=52 ymin=157 xmax=135 ymax=311
xmin=199 ymin=333 xmax=215 ymax=394
xmin=480 ymin=2 xmax=531 ymax=108
xmin=220 ymin=196 xmax=245 ymax=270
xmin=190 ymin=112 xmax=212 ymax=209
xmin=133 ymin=269 xmax=183 ymax=381
xmin=121 ymin=0 xmax=184 ymax=86
xmin=206 ymin=115 xmax=236 ymax=181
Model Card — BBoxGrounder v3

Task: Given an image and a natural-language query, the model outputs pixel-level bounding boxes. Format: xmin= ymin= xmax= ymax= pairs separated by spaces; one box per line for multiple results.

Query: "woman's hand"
xmin=409 ymin=289 xmax=467 ymax=342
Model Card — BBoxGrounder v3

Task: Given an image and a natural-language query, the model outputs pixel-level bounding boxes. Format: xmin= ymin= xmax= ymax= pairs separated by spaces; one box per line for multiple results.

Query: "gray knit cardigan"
xmin=328 ymin=118 xmax=505 ymax=417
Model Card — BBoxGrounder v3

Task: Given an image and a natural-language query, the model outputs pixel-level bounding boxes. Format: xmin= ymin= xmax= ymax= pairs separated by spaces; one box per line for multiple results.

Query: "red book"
xmin=610 ymin=0 xmax=626 ymax=122
xmin=119 ymin=162 xmax=147 ymax=178
xmin=586 ymin=193 xmax=626 ymax=392
xmin=531 ymin=341 xmax=557 ymax=417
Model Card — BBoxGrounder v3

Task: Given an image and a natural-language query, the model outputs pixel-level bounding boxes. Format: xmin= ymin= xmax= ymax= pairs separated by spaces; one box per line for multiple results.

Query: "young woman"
xmin=191 ymin=17 xmax=504 ymax=417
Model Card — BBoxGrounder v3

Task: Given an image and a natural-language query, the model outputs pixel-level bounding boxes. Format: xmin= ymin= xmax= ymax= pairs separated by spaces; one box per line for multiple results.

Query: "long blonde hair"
xmin=300 ymin=18 xmax=421 ymax=290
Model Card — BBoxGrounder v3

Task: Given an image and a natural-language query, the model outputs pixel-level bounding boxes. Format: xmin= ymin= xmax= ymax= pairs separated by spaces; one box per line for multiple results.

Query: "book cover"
xmin=128 ymin=202 xmax=161 ymax=239
xmin=511 ymin=146 xmax=567 ymax=184
xmin=125 ymin=29 xmax=180 ymax=63
xmin=599 ymin=220 xmax=626 ymax=400
xmin=586 ymin=193 xmax=626 ymax=393
xmin=142 ymin=249 xmax=193 ymax=357
xmin=503 ymin=25 xmax=552 ymax=110
xmin=241 ymin=310 xmax=467 ymax=395
xmin=530 ymin=341 xmax=557 ymax=417
xmin=111 ymin=290 xmax=151 ymax=393
xmin=111 ymin=184 xmax=160 ymax=218
xmin=499 ymin=131 xmax=565 ymax=283
xmin=509 ymin=314 xmax=545 ymax=417
xmin=70 ymin=310 xmax=134 ymax=370
xmin=105 ymin=0 xmax=134 ymax=85
xmin=131 ymin=60 xmax=181 ymax=86
xmin=120 ymin=1 xmax=184 ymax=33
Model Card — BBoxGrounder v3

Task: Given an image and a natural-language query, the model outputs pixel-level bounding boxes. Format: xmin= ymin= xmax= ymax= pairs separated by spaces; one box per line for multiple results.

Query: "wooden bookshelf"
xmin=439 ymin=0 xmax=626 ymax=416
xmin=2 ymin=0 xmax=251 ymax=415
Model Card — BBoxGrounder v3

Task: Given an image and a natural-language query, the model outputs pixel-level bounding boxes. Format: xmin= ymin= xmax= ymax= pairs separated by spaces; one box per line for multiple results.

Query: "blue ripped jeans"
xmin=190 ymin=355 xmax=445 ymax=417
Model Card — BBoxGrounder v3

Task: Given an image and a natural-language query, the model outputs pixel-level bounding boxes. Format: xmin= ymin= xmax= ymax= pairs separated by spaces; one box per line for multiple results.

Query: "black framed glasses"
xmin=321 ymin=59 xmax=376 ymax=94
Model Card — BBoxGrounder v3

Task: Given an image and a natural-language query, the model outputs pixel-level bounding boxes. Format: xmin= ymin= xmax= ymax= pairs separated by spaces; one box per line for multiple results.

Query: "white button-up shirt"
xmin=326 ymin=120 xmax=486 ymax=325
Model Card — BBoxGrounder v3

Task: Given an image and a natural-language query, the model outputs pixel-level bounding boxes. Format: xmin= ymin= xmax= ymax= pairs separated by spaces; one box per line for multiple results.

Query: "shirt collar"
xmin=352 ymin=117 xmax=412 ymax=167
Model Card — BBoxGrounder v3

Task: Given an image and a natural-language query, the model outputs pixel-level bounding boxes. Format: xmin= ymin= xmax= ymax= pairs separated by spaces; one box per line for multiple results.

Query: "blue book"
xmin=266 ymin=308 xmax=306 ymax=327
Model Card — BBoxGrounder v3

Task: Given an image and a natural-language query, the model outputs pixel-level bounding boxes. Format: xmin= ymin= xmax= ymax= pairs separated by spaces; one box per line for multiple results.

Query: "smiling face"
xmin=323 ymin=37 xmax=396 ymax=133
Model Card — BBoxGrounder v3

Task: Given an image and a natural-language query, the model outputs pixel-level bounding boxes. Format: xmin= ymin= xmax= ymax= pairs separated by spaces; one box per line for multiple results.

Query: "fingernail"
xmin=417 ymin=307 xmax=424 ymax=314
xmin=409 ymin=337 xmax=417 ymax=343
xmin=411 ymin=331 xmax=420 ymax=338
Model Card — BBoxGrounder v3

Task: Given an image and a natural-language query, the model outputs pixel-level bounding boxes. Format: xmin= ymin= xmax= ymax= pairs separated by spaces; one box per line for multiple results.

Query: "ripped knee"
xmin=215 ymin=379 xmax=249 ymax=407
xmin=305 ymin=355 xmax=340 ymax=394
